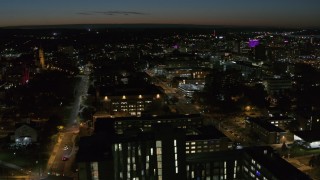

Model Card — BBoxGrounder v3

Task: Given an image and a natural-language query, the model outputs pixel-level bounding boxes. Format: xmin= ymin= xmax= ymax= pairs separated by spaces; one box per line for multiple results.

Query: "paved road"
xmin=46 ymin=75 xmax=90 ymax=179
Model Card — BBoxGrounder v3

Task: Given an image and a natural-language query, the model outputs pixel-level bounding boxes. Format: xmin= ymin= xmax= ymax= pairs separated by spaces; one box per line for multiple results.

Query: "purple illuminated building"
xmin=249 ymin=39 xmax=260 ymax=48
xmin=173 ymin=44 xmax=179 ymax=49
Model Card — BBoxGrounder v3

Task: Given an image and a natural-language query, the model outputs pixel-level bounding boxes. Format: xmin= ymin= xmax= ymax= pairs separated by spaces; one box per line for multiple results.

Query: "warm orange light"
xmin=122 ymin=95 xmax=126 ymax=99
xmin=156 ymin=94 xmax=160 ymax=99
xmin=139 ymin=95 xmax=142 ymax=99
xmin=245 ymin=106 xmax=251 ymax=111
xmin=104 ymin=96 xmax=108 ymax=100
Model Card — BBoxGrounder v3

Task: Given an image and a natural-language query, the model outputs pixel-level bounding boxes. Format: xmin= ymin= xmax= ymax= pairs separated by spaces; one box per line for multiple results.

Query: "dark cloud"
xmin=77 ymin=11 xmax=147 ymax=16
xmin=77 ymin=12 xmax=93 ymax=15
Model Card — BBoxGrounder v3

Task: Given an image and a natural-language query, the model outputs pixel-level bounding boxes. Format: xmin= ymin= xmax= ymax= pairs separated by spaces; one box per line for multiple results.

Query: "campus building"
xmin=77 ymin=116 xmax=310 ymax=180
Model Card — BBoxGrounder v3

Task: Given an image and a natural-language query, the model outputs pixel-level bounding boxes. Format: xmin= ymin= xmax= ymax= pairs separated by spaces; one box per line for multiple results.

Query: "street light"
xmin=245 ymin=105 xmax=251 ymax=111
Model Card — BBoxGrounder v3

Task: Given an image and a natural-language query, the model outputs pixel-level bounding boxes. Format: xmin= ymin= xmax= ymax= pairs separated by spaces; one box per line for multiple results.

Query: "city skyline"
xmin=1 ymin=0 xmax=320 ymax=28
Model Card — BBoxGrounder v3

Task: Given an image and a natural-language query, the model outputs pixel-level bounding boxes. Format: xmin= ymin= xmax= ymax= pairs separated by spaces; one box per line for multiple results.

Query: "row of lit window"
xmin=111 ymin=101 xmax=151 ymax=105
xmin=105 ymin=94 xmax=160 ymax=100
xmin=186 ymin=149 xmax=217 ymax=154
xmin=186 ymin=141 xmax=219 ymax=145
xmin=156 ymin=140 xmax=162 ymax=180
xmin=174 ymin=140 xmax=178 ymax=174
xmin=186 ymin=145 xmax=220 ymax=150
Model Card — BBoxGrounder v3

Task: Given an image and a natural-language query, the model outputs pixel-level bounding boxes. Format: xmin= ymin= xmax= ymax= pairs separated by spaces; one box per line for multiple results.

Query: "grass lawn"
xmin=0 ymin=146 xmax=48 ymax=171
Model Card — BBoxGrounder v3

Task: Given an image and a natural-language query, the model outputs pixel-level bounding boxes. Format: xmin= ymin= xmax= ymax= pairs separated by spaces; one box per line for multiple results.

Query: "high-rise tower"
xmin=39 ymin=47 xmax=46 ymax=69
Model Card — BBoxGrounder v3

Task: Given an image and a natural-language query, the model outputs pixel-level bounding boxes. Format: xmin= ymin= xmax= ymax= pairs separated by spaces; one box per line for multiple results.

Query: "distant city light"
xmin=249 ymin=39 xmax=260 ymax=48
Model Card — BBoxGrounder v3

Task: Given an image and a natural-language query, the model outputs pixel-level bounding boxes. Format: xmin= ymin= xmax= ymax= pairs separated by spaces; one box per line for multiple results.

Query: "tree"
xmin=42 ymin=114 xmax=64 ymax=143
xmin=243 ymin=84 xmax=267 ymax=108
xmin=204 ymin=68 xmax=244 ymax=112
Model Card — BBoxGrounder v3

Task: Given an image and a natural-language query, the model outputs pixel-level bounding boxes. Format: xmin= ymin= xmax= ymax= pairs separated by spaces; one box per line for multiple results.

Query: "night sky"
xmin=1 ymin=0 xmax=320 ymax=28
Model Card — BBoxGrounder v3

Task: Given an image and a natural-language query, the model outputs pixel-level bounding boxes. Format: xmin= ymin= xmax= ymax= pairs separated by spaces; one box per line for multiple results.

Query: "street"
xmin=45 ymin=75 xmax=89 ymax=179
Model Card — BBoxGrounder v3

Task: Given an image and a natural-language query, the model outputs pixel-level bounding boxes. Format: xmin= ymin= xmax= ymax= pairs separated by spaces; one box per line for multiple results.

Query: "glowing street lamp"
xmin=245 ymin=106 xmax=251 ymax=111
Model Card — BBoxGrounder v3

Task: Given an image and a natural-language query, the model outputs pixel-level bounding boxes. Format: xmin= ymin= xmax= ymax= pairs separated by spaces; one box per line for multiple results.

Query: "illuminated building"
xmin=304 ymin=112 xmax=320 ymax=130
xmin=265 ymin=116 xmax=295 ymax=130
xmin=13 ymin=124 xmax=37 ymax=145
xmin=77 ymin=122 xmax=309 ymax=180
xmin=98 ymin=84 xmax=164 ymax=117
xmin=248 ymin=39 xmax=260 ymax=48
xmin=113 ymin=124 xmax=186 ymax=180
xmin=94 ymin=114 xmax=203 ymax=134
xmin=178 ymin=84 xmax=204 ymax=98
xmin=186 ymin=146 xmax=310 ymax=180
xmin=245 ymin=117 xmax=287 ymax=144
xmin=38 ymin=47 xmax=46 ymax=69
xmin=185 ymin=126 xmax=231 ymax=154
xmin=263 ymin=78 xmax=292 ymax=95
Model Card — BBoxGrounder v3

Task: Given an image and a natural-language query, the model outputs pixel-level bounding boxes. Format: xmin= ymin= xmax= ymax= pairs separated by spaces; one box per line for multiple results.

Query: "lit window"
xmin=90 ymin=162 xmax=99 ymax=180
xmin=157 ymin=148 xmax=162 ymax=155
xmin=257 ymin=164 xmax=261 ymax=169
xmin=156 ymin=141 xmax=162 ymax=148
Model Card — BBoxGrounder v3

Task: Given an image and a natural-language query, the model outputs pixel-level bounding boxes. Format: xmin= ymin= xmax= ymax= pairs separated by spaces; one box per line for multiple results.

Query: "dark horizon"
xmin=1 ymin=23 xmax=320 ymax=30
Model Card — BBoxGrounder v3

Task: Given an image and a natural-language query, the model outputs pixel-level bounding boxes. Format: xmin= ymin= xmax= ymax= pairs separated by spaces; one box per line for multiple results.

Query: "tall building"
xmin=38 ymin=47 xmax=46 ymax=69
xmin=77 ymin=115 xmax=310 ymax=180
xmin=113 ymin=124 xmax=187 ymax=180
xmin=93 ymin=114 xmax=203 ymax=134
xmin=21 ymin=65 xmax=29 ymax=85
xmin=186 ymin=146 xmax=310 ymax=180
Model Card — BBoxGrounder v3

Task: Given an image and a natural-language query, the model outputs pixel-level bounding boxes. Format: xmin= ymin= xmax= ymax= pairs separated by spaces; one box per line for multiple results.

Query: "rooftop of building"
xmin=164 ymin=67 xmax=212 ymax=71
xmin=246 ymin=117 xmax=285 ymax=132
xmin=187 ymin=146 xmax=311 ymax=180
xmin=186 ymin=149 xmax=240 ymax=162
xmin=99 ymin=83 xmax=163 ymax=97
xmin=76 ymin=135 xmax=114 ymax=162
xmin=186 ymin=125 xmax=230 ymax=141
xmin=264 ymin=115 xmax=294 ymax=121
xmin=245 ymin=146 xmax=311 ymax=180
xmin=95 ymin=113 xmax=202 ymax=122
xmin=179 ymin=84 xmax=203 ymax=91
